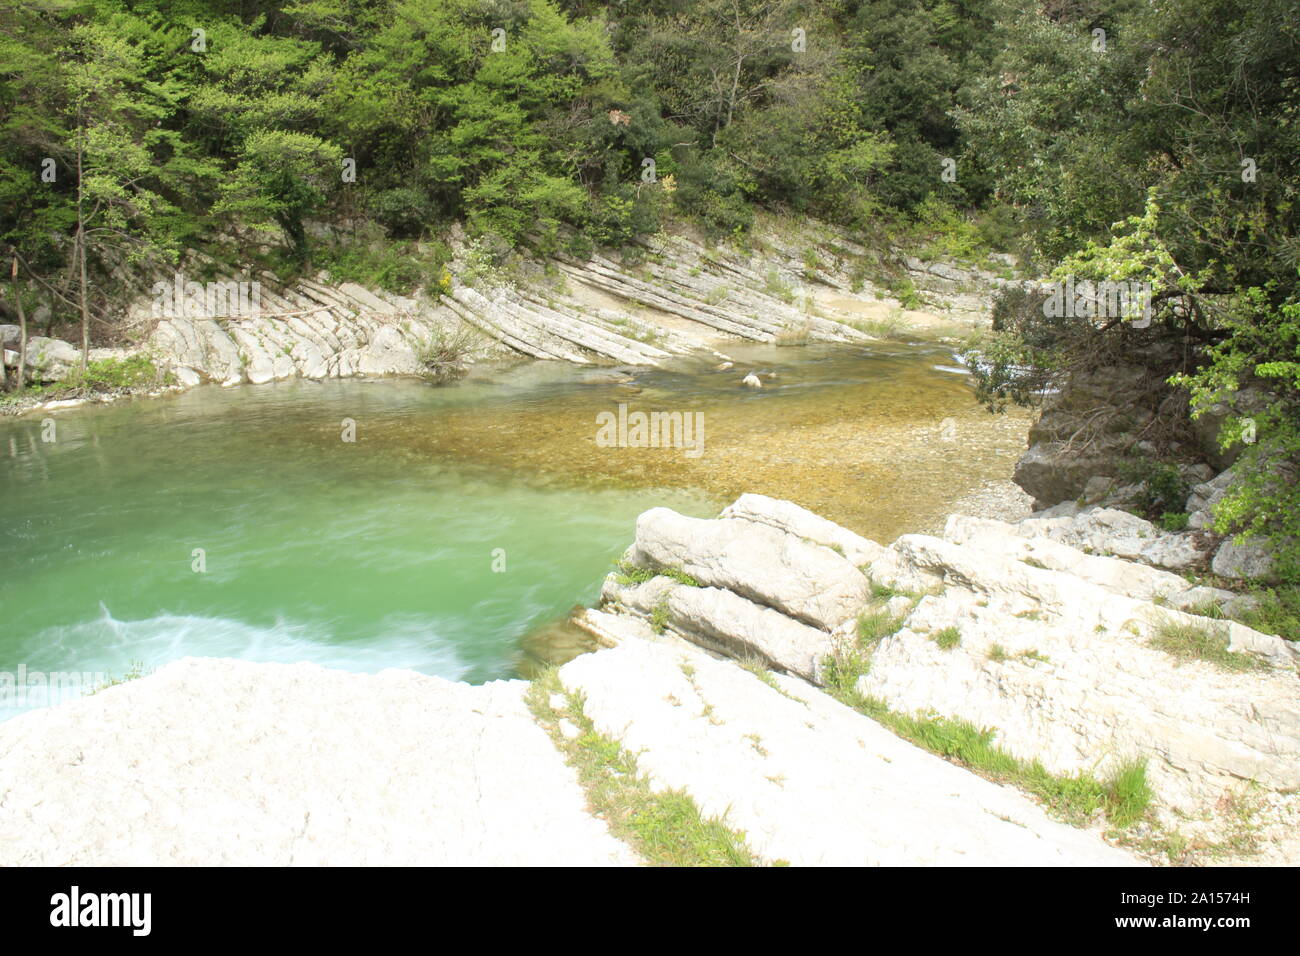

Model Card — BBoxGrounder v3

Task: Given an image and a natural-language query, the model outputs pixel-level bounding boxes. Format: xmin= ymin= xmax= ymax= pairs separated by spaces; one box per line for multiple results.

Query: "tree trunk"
xmin=78 ymin=227 xmax=89 ymax=373
xmin=11 ymin=257 xmax=26 ymax=391
xmin=76 ymin=116 xmax=89 ymax=376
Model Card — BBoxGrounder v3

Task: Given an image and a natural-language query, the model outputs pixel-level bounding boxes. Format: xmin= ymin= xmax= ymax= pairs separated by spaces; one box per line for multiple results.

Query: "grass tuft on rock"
xmin=820 ymin=648 xmax=1152 ymax=829
xmin=858 ymin=608 xmax=904 ymax=644
xmin=1149 ymin=617 xmax=1267 ymax=672
xmin=866 ymin=577 xmax=927 ymax=602
xmin=614 ymin=559 xmax=700 ymax=588
xmin=932 ymin=626 xmax=961 ymax=650
xmin=527 ymin=670 xmax=764 ymax=867
xmin=1234 ymin=585 xmax=1300 ymax=643
xmin=91 ymin=660 xmax=150 ymax=694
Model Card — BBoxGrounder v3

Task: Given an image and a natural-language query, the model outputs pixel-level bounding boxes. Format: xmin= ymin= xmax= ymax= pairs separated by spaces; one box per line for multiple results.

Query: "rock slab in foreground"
xmin=0 ymin=659 xmax=633 ymax=866
xmin=559 ymin=639 xmax=1137 ymax=866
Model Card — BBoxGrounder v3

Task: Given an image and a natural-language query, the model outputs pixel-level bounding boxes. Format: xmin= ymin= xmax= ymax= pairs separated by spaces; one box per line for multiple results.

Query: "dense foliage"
xmin=1 ymin=0 xmax=1296 ymax=575
xmin=1 ymin=0 xmax=1003 ymax=298
xmin=956 ymin=0 xmax=1299 ymax=579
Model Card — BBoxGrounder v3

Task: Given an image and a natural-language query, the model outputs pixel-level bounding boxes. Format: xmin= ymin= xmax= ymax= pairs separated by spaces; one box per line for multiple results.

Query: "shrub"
xmin=1174 ymin=292 xmax=1300 ymax=583
xmin=1159 ymin=511 xmax=1190 ymax=532
xmin=1118 ymin=459 xmax=1189 ymax=521
xmin=69 ymin=355 xmax=166 ymax=391
xmin=414 ymin=324 xmax=483 ymax=384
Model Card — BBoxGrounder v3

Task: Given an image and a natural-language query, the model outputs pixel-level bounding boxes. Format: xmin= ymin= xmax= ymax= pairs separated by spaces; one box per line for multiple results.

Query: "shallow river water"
xmin=0 ymin=342 xmax=1030 ymax=712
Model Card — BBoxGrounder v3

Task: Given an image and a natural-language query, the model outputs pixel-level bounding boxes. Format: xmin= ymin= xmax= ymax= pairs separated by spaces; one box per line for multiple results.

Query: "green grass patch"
xmin=613 ymin=559 xmax=700 ymax=588
xmin=866 ymin=578 xmax=926 ymax=602
xmin=824 ymin=676 xmax=1151 ymax=828
xmin=890 ymin=277 xmax=922 ymax=310
xmin=69 ymin=355 xmax=167 ymax=390
xmin=309 ymin=235 xmax=450 ymax=296
xmin=1233 ymin=585 xmax=1300 ymax=643
xmin=859 ymin=608 xmax=904 ymax=644
xmin=1183 ymin=599 xmax=1227 ymax=620
xmin=0 ymin=381 xmax=60 ymax=404
xmin=650 ymin=596 xmax=670 ymax=635
xmin=737 ymin=657 xmax=805 ymax=703
xmin=932 ymin=626 xmax=961 ymax=650
xmin=846 ymin=313 xmax=910 ymax=341
xmin=774 ymin=322 xmax=811 ymax=347
xmin=7 ymin=354 xmax=171 ymax=401
xmin=1149 ymin=617 xmax=1267 ymax=672
xmin=527 ymin=671 xmax=764 ymax=866
xmin=764 ymin=268 xmax=796 ymax=304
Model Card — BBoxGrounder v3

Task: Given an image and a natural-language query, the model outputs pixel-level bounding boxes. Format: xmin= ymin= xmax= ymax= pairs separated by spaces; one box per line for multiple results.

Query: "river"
xmin=0 ymin=341 xmax=1030 ymax=715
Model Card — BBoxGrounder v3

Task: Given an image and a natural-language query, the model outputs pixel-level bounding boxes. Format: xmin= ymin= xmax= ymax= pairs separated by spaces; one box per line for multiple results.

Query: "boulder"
xmin=1212 ymin=537 xmax=1277 ymax=582
xmin=856 ymin=583 xmax=1300 ymax=812
xmin=173 ymin=366 xmax=202 ymax=388
xmin=943 ymin=515 xmax=1229 ymax=610
xmin=23 ymin=337 xmax=80 ymax=381
xmin=630 ymin=508 xmax=869 ymax=631
xmin=1190 ymin=388 xmax=1270 ymax=471
xmin=1014 ymin=442 xmax=1127 ymax=509
xmin=602 ymin=575 xmax=838 ymax=683
xmin=589 ymin=495 xmax=1300 ymax=833
xmin=720 ymin=493 xmax=886 ymax=567
xmin=878 ymin=531 xmax=1293 ymax=666
xmin=1016 ymin=506 xmax=1207 ymax=571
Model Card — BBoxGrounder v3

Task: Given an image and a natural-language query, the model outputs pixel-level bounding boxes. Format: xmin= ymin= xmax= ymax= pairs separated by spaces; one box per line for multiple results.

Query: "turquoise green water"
xmin=0 ymin=374 xmax=718 ymax=713
xmin=0 ymin=342 xmax=1026 ymax=716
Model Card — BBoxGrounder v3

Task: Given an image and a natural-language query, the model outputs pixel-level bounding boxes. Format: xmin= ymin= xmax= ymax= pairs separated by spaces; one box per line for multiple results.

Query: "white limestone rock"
xmin=559 ymin=639 xmax=1138 ymax=866
xmin=1017 ymin=506 xmax=1206 ymax=571
xmin=720 ymin=493 xmax=887 ymax=567
xmin=1212 ymin=537 xmax=1278 ymax=582
xmin=630 ymin=507 xmax=870 ymax=631
xmin=943 ymin=515 xmax=1231 ymax=611
xmin=22 ymin=336 xmax=80 ymax=381
xmin=603 ymin=575 xmax=838 ymax=683
xmin=0 ymin=659 xmax=634 ymax=866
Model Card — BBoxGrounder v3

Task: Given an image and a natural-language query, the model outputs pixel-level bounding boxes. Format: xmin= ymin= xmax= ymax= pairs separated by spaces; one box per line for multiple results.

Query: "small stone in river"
xmin=742 ymin=373 xmax=762 ymax=388
xmin=716 ymin=361 xmax=733 ymax=371
xmin=582 ymin=371 xmax=635 ymax=385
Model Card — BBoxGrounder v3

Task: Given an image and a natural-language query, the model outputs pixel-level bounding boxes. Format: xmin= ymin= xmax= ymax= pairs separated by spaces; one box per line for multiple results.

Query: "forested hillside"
xmin=2 ymin=0 xmax=1298 ymax=574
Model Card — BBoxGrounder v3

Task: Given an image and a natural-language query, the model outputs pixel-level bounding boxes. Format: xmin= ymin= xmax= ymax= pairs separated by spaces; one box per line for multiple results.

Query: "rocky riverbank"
xmin=2 ymin=493 xmax=1295 ymax=866
xmin=580 ymin=494 xmax=1300 ymax=864
xmin=3 ymin=220 xmax=1005 ymax=416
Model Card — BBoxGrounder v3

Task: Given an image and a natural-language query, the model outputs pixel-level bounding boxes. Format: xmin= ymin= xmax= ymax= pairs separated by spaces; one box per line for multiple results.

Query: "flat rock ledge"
xmin=0 ymin=659 xmax=633 ymax=867
xmin=559 ymin=637 xmax=1133 ymax=865
xmin=0 ymin=653 xmax=1129 ymax=867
